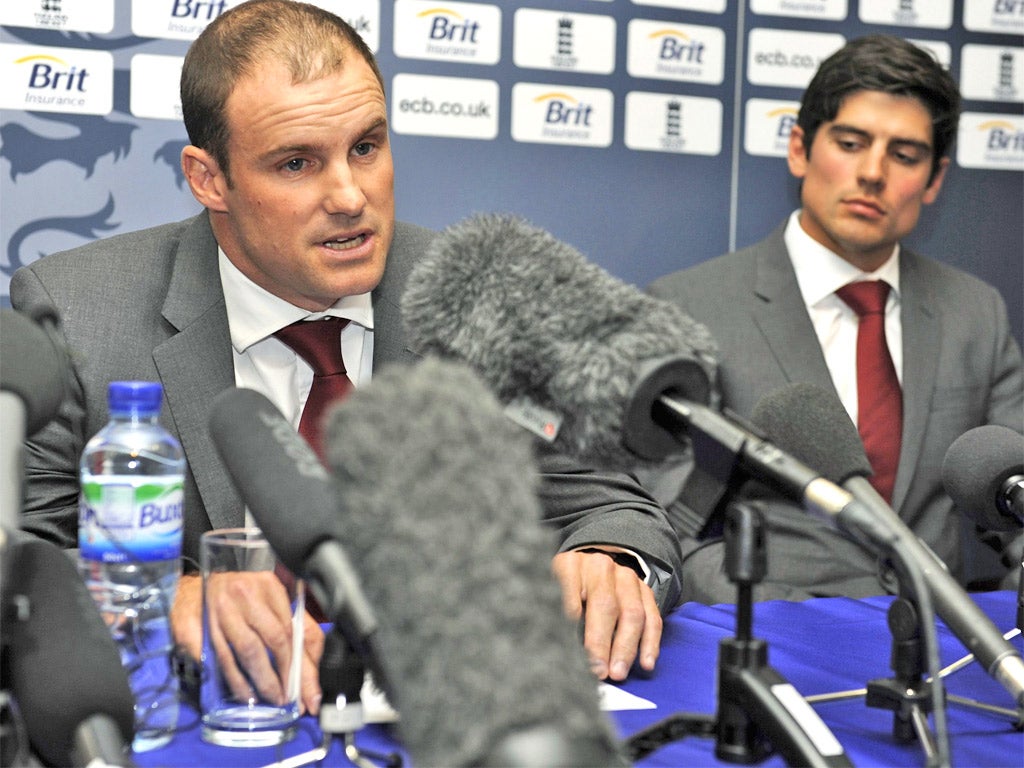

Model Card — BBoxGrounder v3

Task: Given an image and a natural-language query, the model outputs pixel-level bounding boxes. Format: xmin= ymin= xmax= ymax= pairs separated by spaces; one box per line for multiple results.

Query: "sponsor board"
xmin=0 ymin=43 xmax=113 ymax=115
xmin=957 ymin=111 xmax=1024 ymax=170
xmin=391 ymin=73 xmax=499 ymax=140
xmin=624 ymin=91 xmax=723 ymax=155
xmin=511 ymin=83 xmax=614 ymax=147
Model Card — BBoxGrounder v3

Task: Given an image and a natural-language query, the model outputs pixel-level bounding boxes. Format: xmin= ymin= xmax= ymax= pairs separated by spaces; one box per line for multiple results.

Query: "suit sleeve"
xmin=9 ymin=265 xmax=87 ymax=549
xmin=533 ymin=449 xmax=683 ymax=613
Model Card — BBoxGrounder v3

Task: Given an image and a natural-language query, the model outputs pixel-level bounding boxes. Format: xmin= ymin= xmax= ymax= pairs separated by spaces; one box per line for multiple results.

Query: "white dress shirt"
xmin=218 ymin=250 xmax=374 ymax=527
xmin=784 ymin=210 xmax=904 ymax=426
xmin=218 ymin=248 xmax=374 ymax=426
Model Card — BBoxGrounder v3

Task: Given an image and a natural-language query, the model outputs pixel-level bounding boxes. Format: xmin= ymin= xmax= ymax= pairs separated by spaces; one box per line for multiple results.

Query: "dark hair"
xmin=796 ymin=35 xmax=961 ymax=184
xmin=180 ymin=0 xmax=383 ymax=182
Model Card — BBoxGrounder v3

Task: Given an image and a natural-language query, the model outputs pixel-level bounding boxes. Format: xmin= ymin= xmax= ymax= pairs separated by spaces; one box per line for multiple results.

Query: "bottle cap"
xmin=108 ymin=381 xmax=163 ymax=417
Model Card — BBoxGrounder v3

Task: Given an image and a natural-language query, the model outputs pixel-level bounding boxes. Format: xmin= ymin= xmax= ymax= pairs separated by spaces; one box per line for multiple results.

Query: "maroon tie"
xmin=274 ymin=317 xmax=353 ymax=459
xmin=836 ymin=281 xmax=902 ymax=503
xmin=273 ymin=317 xmax=352 ymax=622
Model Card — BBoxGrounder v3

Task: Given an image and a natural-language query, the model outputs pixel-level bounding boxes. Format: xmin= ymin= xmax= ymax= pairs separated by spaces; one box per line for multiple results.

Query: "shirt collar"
xmin=784 ymin=210 xmax=901 ymax=310
xmin=218 ymin=248 xmax=374 ymax=353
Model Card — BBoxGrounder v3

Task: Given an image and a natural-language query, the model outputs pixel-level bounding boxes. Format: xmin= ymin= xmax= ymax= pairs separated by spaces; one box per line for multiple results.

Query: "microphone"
xmin=402 ymin=212 xmax=718 ymax=467
xmin=942 ymin=425 xmax=1024 ymax=531
xmin=401 ymin=213 xmax=881 ymax=536
xmin=322 ymin=356 xmax=628 ymax=768
xmin=751 ymin=382 xmax=1024 ymax=709
xmin=0 ymin=306 xmax=70 ymax=577
xmin=1 ymin=536 xmax=136 ymax=767
xmin=0 ymin=305 xmax=68 ymax=436
xmin=207 ymin=387 xmax=382 ymax=676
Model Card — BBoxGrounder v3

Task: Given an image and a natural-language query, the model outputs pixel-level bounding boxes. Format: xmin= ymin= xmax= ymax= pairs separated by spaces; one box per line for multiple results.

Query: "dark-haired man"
xmin=646 ymin=35 xmax=1023 ymax=602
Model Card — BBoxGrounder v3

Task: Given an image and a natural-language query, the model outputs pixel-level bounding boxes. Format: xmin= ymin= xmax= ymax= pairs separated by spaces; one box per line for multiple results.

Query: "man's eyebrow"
xmin=828 ymin=123 xmax=932 ymax=153
xmin=257 ymin=118 xmax=390 ymax=163
xmin=359 ymin=117 xmax=389 ymax=137
xmin=259 ymin=142 xmax=322 ymax=163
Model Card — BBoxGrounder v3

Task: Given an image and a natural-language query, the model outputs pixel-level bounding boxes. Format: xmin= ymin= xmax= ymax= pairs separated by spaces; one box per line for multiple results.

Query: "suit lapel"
xmin=893 ymin=252 xmax=940 ymax=510
xmin=153 ymin=214 xmax=243 ymax=532
xmin=751 ymin=231 xmax=837 ymax=392
xmin=372 ymin=222 xmax=427 ymax=368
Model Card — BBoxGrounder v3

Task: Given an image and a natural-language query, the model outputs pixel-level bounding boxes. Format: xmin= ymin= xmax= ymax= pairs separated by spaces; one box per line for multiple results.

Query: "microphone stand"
xmin=264 ymin=630 xmax=402 ymax=768
xmin=626 ymin=502 xmax=853 ymax=766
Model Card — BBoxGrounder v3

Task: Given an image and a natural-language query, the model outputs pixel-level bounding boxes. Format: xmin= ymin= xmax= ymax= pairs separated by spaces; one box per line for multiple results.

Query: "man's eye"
xmin=353 ymin=142 xmax=373 ymax=157
xmin=894 ymin=151 xmax=923 ymax=165
xmin=284 ymin=158 xmax=308 ymax=172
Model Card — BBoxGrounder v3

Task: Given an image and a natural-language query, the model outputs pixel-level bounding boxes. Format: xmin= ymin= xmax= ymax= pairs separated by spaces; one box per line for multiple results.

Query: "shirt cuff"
xmin=574 ymin=546 xmax=651 ymax=583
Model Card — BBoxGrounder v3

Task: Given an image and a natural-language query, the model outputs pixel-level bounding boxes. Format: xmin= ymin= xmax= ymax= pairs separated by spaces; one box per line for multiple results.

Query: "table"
xmin=134 ymin=591 xmax=1023 ymax=767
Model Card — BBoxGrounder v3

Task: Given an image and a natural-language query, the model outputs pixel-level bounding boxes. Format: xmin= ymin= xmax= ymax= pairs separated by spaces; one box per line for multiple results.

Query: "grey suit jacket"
xmin=12 ymin=212 xmax=684 ymax=610
xmin=646 ymin=222 xmax=1024 ymax=602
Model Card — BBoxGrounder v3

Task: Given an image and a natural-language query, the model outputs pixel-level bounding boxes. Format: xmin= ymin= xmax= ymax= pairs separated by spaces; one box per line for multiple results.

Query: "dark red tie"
xmin=273 ymin=317 xmax=352 ymax=622
xmin=836 ymin=281 xmax=902 ymax=504
xmin=274 ymin=317 xmax=353 ymax=459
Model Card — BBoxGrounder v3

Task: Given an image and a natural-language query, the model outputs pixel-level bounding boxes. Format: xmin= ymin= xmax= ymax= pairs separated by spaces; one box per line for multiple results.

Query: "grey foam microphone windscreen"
xmin=401 ymin=212 xmax=718 ymax=467
xmin=323 ymin=356 xmax=626 ymax=767
xmin=943 ymin=424 xmax=1024 ymax=530
xmin=751 ymin=381 xmax=873 ymax=484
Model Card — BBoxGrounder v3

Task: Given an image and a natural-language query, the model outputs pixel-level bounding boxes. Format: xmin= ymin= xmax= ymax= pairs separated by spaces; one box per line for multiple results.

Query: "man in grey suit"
xmin=11 ymin=0 xmax=683 ymax=714
xmin=646 ymin=35 xmax=1023 ymax=604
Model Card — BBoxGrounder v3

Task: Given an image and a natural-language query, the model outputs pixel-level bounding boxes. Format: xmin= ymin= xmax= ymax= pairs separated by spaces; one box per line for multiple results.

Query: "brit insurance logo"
xmin=513 ymin=9 xmax=616 ymax=75
xmin=859 ymin=0 xmax=953 ymax=29
xmin=961 ymin=45 xmax=1023 ymax=103
xmin=749 ymin=0 xmax=847 ymax=21
xmin=626 ymin=20 xmax=725 ymax=84
xmin=0 ymin=44 xmax=113 ymax=115
xmin=0 ymin=0 xmax=115 ymax=33
xmin=391 ymin=74 xmax=498 ymax=140
xmin=746 ymin=29 xmax=844 ymax=89
xmin=511 ymin=83 xmax=613 ymax=148
xmin=965 ymin=0 xmax=1024 ymax=33
xmin=744 ymin=99 xmax=799 ymax=158
xmin=393 ymin=0 xmax=501 ymax=65
xmin=128 ymin=0 xmax=379 ymax=46
xmin=624 ymin=92 xmax=722 ymax=155
xmin=957 ymin=112 xmax=1024 ymax=171
xmin=131 ymin=0 xmax=239 ymax=41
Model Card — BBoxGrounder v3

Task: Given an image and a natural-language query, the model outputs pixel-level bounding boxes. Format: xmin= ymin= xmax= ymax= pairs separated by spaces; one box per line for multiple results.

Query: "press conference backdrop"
xmin=0 ymin=1 xmax=1021 ymax=344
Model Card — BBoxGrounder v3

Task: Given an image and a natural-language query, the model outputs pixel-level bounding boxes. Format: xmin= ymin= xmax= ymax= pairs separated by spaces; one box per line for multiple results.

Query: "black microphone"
xmin=0 ymin=306 xmax=70 ymax=573
xmin=322 ymin=356 xmax=628 ymax=768
xmin=207 ymin=386 xmax=383 ymax=679
xmin=401 ymin=213 xmax=882 ymax=536
xmin=0 ymin=305 xmax=68 ymax=436
xmin=1 ymin=536 xmax=136 ymax=767
xmin=942 ymin=425 xmax=1024 ymax=531
xmin=751 ymin=382 xmax=1024 ymax=709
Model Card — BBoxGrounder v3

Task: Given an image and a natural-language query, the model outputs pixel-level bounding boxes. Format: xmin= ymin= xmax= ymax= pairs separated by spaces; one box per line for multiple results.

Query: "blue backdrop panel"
xmin=1 ymin=0 xmax=1021 ymax=349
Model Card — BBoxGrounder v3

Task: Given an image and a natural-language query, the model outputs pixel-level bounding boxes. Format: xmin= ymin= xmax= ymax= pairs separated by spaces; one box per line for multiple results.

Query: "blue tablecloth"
xmin=134 ymin=590 xmax=1023 ymax=767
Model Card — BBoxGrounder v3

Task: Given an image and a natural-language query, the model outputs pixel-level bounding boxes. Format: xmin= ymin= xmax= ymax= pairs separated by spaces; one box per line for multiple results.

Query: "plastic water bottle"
xmin=78 ymin=381 xmax=185 ymax=752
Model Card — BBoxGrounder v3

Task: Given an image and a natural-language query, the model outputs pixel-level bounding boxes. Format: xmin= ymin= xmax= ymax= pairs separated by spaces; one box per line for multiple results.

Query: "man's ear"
xmin=923 ymin=156 xmax=950 ymax=206
xmin=787 ymin=124 xmax=809 ymax=179
xmin=181 ymin=145 xmax=229 ymax=212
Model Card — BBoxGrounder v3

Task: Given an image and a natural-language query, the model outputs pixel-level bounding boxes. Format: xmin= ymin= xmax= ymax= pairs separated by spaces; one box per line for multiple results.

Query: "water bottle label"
xmin=79 ymin=474 xmax=184 ymax=562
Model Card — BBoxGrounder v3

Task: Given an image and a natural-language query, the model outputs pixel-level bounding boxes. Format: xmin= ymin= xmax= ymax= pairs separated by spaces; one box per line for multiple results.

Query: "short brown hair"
xmin=180 ymin=0 xmax=383 ymax=180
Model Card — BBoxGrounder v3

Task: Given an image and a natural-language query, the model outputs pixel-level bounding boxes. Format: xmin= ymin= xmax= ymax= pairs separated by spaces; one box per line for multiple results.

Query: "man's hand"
xmin=551 ymin=550 xmax=662 ymax=682
xmin=170 ymin=572 xmax=325 ymax=715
